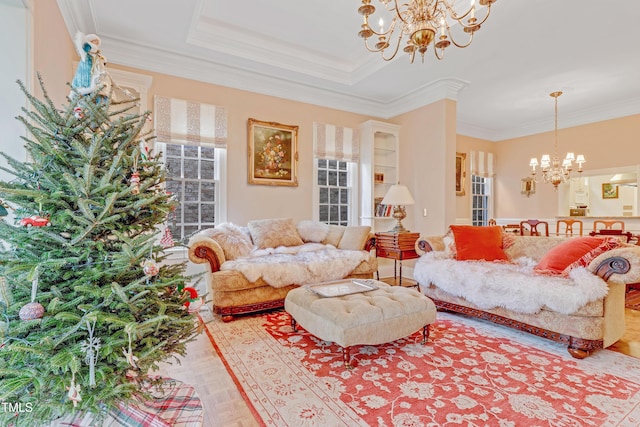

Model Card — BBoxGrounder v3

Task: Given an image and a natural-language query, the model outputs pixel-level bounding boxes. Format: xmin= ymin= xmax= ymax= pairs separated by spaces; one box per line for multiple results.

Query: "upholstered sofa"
xmin=188 ymin=218 xmax=377 ymax=321
xmin=414 ymin=225 xmax=640 ymax=358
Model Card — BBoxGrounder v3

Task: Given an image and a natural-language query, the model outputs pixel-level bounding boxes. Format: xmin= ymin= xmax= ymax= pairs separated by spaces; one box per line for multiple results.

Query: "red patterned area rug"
xmin=626 ymin=288 xmax=640 ymax=310
xmin=204 ymin=311 xmax=640 ymax=426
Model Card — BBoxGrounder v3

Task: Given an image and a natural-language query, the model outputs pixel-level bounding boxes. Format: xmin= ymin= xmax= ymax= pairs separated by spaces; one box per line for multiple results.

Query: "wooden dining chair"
xmin=520 ymin=219 xmax=549 ymax=236
xmin=593 ymin=220 xmax=625 ymax=232
xmin=556 ymin=219 xmax=583 ymax=236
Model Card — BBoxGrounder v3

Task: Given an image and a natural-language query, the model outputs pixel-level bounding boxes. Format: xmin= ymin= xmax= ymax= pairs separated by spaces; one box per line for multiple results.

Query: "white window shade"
xmin=313 ymin=123 xmax=360 ymax=162
xmin=470 ymin=150 xmax=495 ymax=178
xmin=154 ymin=96 xmax=227 ymax=147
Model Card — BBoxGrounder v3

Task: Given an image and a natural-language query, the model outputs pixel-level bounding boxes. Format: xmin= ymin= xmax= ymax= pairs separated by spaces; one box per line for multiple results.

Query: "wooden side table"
xmin=375 ymin=232 xmax=420 ymax=285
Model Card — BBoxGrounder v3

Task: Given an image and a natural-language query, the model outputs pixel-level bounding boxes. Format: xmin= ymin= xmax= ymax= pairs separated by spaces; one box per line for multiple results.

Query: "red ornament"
xmin=19 ymin=215 xmax=51 ymax=227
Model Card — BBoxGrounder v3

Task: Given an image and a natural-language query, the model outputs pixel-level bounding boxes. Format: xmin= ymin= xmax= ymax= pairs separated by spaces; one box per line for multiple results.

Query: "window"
xmin=471 ymin=175 xmax=493 ymax=226
xmin=315 ymin=159 xmax=357 ymax=226
xmin=154 ymin=96 xmax=228 ymax=241
xmin=157 ymin=143 xmax=226 ymax=241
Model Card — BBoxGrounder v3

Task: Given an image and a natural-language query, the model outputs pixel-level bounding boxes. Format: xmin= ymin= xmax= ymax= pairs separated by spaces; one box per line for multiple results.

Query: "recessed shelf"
xmin=361 ymin=120 xmax=400 ymax=233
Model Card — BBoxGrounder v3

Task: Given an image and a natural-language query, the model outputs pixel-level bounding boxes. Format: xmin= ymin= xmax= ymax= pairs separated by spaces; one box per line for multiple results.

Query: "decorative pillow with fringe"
xmin=534 ymin=236 xmax=621 ymax=275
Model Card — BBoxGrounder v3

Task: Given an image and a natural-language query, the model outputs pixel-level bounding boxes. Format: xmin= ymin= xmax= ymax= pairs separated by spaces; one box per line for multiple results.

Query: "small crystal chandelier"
xmin=529 ymin=91 xmax=586 ymax=189
xmin=357 ymin=0 xmax=497 ymax=63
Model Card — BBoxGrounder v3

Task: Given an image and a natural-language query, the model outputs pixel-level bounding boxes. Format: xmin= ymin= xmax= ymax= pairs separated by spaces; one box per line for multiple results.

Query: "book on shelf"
xmin=374 ymin=198 xmax=392 ymax=217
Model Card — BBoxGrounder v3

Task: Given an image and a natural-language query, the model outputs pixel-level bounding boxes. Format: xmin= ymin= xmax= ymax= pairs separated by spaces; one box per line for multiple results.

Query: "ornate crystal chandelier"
xmin=529 ymin=91 xmax=586 ymax=189
xmin=357 ymin=0 xmax=497 ymax=63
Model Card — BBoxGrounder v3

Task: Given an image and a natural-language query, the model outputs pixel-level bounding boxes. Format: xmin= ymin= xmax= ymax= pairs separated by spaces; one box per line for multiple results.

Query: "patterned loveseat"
xmin=414 ymin=226 xmax=640 ymax=358
xmin=188 ymin=218 xmax=377 ymax=321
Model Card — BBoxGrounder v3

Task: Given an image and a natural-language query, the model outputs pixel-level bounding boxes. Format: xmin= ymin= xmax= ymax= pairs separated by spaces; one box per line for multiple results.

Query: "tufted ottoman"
xmin=284 ymin=280 xmax=437 ymax=368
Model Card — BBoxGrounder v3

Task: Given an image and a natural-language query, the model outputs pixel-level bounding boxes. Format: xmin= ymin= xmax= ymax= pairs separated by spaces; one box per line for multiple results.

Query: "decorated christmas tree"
xmin=0 ymin=74 xmax=199 ymax=425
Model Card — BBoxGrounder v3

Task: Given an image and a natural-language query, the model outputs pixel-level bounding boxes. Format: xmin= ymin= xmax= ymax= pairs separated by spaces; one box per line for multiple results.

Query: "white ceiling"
xmin=56 ymin=0 xmax=640 ymax=141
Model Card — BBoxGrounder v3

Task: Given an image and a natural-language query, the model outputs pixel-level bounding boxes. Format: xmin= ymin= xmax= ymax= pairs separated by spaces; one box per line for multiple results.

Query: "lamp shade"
xmin=381 ymin=184 xmax=415 ymax=206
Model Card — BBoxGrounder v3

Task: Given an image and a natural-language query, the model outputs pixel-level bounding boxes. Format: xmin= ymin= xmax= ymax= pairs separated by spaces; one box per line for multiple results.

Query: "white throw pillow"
xmin=297 ymin=220 xmax=330 ymax=243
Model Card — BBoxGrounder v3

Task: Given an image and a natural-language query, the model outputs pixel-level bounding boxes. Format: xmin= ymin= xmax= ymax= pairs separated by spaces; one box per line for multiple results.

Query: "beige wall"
xmin=33 ymin=0 xmax=75 ymax=105
xmin=395 ymin=99 xmax=457 ymax=236
xmin=494 ymin=115 xmax=640 ymax=220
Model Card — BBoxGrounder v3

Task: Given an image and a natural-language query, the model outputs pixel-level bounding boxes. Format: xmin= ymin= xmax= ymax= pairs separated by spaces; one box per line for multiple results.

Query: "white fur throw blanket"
xmin=221 ymin=243 xmax=369 ymax=288
xmin=414 ymin=252 xmax=609 ymax=315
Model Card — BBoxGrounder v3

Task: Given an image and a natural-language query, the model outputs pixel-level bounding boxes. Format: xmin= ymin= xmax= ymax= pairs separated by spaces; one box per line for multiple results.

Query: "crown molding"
xmin=379 ymin=78 xmax=470 ymax=119
xmin=101 ymin=38 xmax=474 ymax=120
xmin=186 ymin=0 xmax=391 ymax=86
xmin=102 ymin=37 xmax=396 ymax=117
xmin=187 ymin=16 xmax=357 ymax=85
xmin=107 ymin=38 xmax=470 ymax=120
xmin=56 ymin=0 xmax=95 ymax=36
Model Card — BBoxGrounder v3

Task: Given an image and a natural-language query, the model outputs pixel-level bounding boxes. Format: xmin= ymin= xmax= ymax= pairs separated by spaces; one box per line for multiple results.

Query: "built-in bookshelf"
xmin=360 ymin=120 xmax=400 ymax=231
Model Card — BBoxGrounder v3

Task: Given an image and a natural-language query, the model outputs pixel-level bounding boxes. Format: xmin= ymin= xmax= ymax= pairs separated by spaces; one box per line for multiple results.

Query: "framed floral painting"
xmin=247 ymin=118 xmax=298 ymax=186
xmin=602 ymin=182 xmax=618 ymax=199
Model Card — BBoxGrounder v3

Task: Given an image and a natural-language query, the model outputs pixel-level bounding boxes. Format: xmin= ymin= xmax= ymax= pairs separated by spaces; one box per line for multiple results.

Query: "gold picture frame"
xmin=247 ymin=118 xmax=298 ymax=186
xmin=521 ymin=177 xmax=535 ymax=197
xmin=602 ymin=182 xmax=618 ymax=199
xmin=455 ymin=152 xmax=466 ymax=196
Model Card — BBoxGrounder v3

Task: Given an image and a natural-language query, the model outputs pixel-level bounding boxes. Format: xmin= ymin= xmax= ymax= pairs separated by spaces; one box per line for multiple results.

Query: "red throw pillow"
xmin=534 ymin=236 xmax=620 ymax=275
xmin=449 ymin=225 xmax=509 ymax=262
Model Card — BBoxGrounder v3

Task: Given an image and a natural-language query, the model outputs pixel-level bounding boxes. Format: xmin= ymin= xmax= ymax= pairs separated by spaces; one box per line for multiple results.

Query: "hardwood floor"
xmin=607 ymin=308 xmax=640 ymax=358
xmin=156 ymin=284 xmax=640 ymax=426
xmin=156 ymin=307 xmax=258 ymax=427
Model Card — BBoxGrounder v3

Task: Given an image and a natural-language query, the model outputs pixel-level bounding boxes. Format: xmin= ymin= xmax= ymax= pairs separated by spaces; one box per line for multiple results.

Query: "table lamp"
xmin=381 ymin=184 xmax=415 ymax=233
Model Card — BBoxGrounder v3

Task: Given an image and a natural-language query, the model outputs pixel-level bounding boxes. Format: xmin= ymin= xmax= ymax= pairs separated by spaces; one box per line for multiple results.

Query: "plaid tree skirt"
xmin=51 ymin=378 xmax=203 ymax=427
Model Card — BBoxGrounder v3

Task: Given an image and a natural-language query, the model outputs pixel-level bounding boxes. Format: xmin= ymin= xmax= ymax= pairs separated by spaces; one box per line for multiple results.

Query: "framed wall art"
xmin=247 ymin=118 xmax=298 ymax=186
xmin=455 ymin=152 xmax=466 ymax=196
xmin=602 ymin=182 xmax=618 ymax=199
xmin=521 ymin=177 xmax=536 ymax=197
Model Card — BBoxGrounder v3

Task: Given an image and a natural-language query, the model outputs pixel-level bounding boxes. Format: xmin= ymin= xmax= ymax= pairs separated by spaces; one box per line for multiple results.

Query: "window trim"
xmin=313 ymin=159 xmax=359 ymax=226
xmin=471 ymin=175 xmax=494 ymax=226
xmin=156 ymin=142 xmax=227 ymax=239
